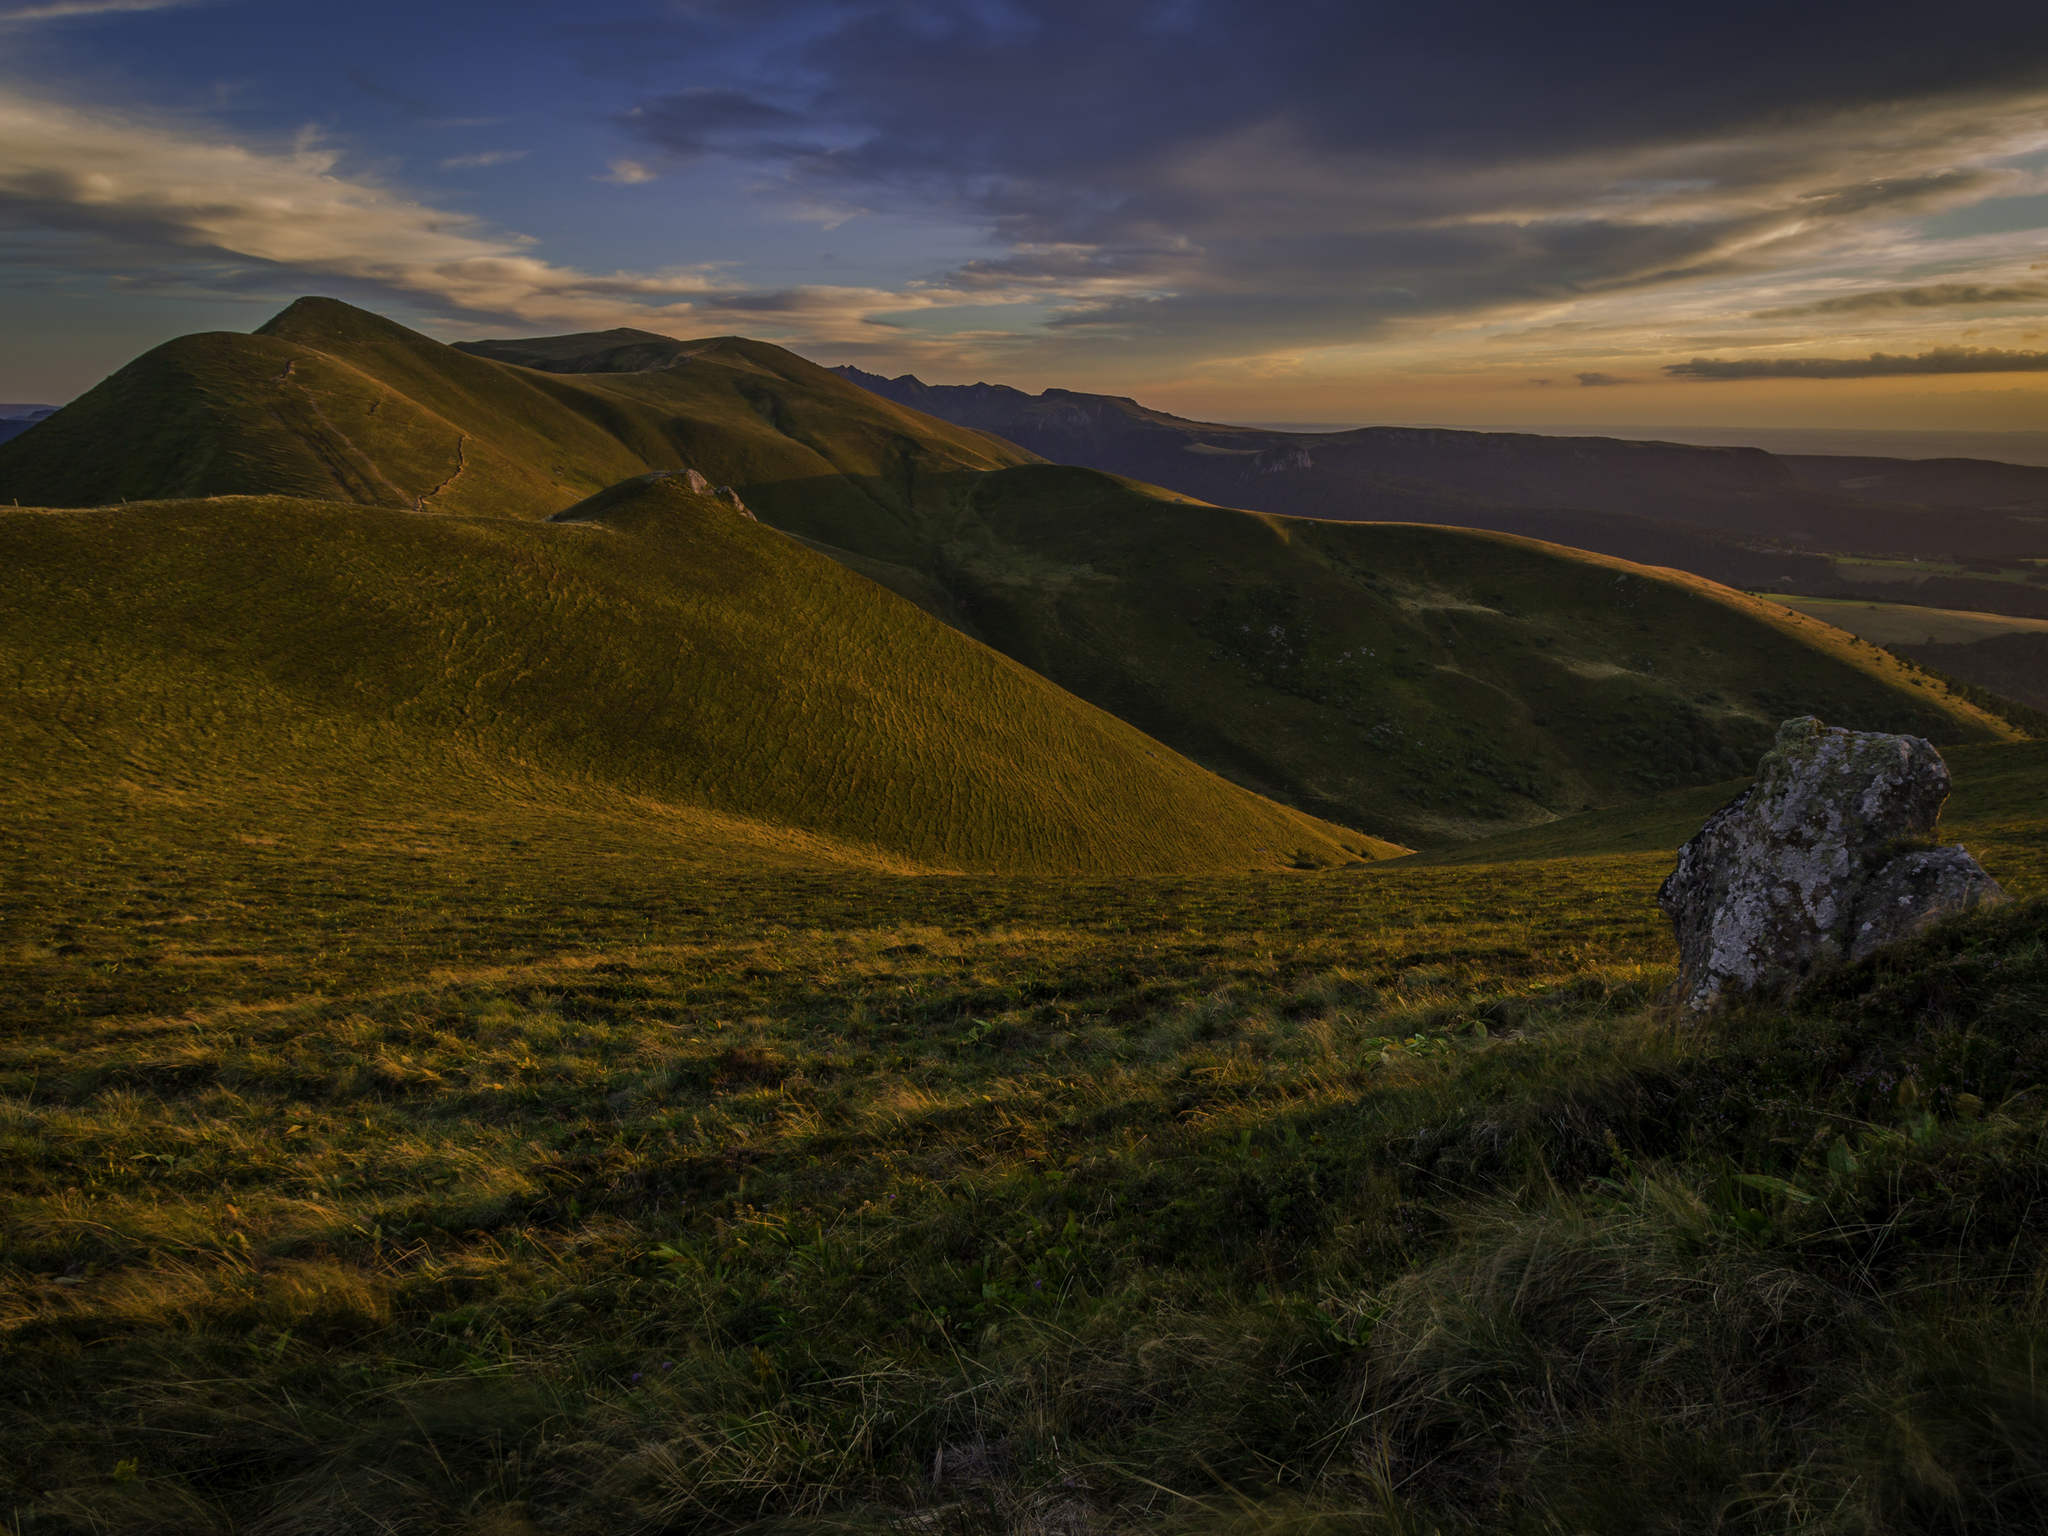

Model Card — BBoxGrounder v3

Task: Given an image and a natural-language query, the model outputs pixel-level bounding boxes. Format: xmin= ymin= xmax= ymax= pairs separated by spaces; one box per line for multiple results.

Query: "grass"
xmin=1835 ymin=556 xmax=2048 ymax=588
xmin=0 ymin=299 xmax=1032 ymax=545
xmin=1413 ymin=740 xmax=2048 ymax=882
xmin=2 ymin=746 xmax=2045 ymax=1532
xmin=0 ymin=484 xmax=1383 ymax=877
xmin=1758 ymin=594 xmax=2048 ymax=645
xmin=939 ymin=466 xmax=2010 ymax=844
xmin=1 ymin=298 xmax=2013 ymax=847
xmin=5 ymin=299 xmax=2048 ymax=1531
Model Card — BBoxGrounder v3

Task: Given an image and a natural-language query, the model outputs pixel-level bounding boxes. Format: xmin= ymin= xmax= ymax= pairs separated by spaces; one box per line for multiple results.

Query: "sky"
xmin=4 ymin=0 xmax=2048 ymax=430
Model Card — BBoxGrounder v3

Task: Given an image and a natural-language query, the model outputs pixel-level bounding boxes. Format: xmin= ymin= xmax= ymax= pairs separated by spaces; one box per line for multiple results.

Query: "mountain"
xmin=832 ymin=366 xmax=2048 ymax=570
xmin=0 ymin=404 xmax=53 ymax=448
xmin=1 ymin=298 xmax=2014 ymax=847
xmin=0 ymin=299 xmax=1032 ymax=563
xmin=0 ymin=477 xmax=1387 ymax=875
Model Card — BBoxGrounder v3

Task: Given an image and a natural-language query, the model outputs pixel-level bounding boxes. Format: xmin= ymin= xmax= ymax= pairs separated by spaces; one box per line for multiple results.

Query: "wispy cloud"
xmin=0 ymin=0 xmax=195 ymax=22
xmin=0 ymin=86 xmax=1054 ymax=353
xmin=1754 ymin=281 xmax=2048 ymax=318
xmin=440 ymin=150 xmax=528 ymax=171
xmin=599 ymin=159 xmax=658 ymax=185
xmin=1668 ymin=346 xmax=2048 ymax=380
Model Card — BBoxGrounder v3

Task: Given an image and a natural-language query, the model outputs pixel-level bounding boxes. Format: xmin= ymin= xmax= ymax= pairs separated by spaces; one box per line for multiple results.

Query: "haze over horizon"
xmin=5 ymin=0 xmax=2048 ymax=433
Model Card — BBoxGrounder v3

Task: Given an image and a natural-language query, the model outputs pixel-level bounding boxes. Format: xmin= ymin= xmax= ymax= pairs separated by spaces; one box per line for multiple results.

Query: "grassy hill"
xmin=0 ymin=299 xmax=2016 ymax=847
xmin=0 ymin=478 xmax=1386 ymax=876
xmin=0 ymin=299 xmax=1033 ymax=559
xmin=11 ymin=305 xmax=2048 ymax=1535
xmin=907 ymin=465 xmax=2013 ymax=844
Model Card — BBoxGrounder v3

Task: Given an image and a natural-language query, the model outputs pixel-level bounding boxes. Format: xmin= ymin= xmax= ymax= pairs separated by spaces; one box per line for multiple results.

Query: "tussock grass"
xmin=4 ymin=760 xmax=2046 ymax=1530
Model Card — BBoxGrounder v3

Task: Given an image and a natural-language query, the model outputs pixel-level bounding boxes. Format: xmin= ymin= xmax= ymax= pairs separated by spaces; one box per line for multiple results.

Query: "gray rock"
xmin=625 ymin=467 xmax=756 ymax=519
xmin=1659 ymin=716 xmax=2007 ymax=1014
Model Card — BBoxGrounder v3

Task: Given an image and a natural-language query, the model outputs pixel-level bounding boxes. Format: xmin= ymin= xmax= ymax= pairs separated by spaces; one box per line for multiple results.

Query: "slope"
xmin=1 ymin=300 xmax=2014 ymax=849
xmin=0 ymin=477 xmax=1389 ymax=876
xmin=0 ymin=299 xmax=1033 ymax=561
xmin=908 ymin=465 xmax=2013 ymax=845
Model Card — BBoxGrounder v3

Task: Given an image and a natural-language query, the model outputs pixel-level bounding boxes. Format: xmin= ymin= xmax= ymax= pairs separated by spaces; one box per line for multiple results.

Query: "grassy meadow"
xmin=8 ymin=295 xmax=2048 ymax=1534
xmin=4 ymin=735 xmax=2046 ymax=1533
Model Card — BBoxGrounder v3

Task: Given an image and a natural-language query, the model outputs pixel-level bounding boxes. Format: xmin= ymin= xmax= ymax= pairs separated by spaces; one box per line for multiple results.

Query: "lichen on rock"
xmin=1660 ymin=716 xmax=2007 ymax=1014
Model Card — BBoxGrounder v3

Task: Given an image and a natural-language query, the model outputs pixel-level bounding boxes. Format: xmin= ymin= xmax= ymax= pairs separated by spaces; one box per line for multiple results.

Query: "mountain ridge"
xmin=0 ymin=297 xmax=2016 ymax=847
xmin=832 ymin=364 xmax=2048 ymax=573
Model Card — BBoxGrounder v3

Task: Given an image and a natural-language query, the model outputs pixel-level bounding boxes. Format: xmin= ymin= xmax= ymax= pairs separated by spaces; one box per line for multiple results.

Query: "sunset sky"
xmin=5 ymin=0 xmax=2048 ymax=429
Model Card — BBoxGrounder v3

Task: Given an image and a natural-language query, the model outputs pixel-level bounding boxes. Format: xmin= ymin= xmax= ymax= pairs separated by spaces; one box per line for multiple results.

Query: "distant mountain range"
xmin=0 ymin=405 xmax=54 ymax=448
xmin=832 ymin=366 xmax=2048 ymax=613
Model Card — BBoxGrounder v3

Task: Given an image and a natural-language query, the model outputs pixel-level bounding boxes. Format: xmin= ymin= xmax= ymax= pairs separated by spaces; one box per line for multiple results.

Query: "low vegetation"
xmin=7 ymin=298 xmax=2048 ymax=1533
xmin=1757 ymin=593 xmax=2048 ymax=646
xmin=2 ymin=744 xmax=2044 ymax=1532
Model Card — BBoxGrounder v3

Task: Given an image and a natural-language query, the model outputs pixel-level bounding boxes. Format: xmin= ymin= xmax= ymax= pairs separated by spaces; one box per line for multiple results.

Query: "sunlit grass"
xmin=5 ymin=764 xmax=2048 ymax=1530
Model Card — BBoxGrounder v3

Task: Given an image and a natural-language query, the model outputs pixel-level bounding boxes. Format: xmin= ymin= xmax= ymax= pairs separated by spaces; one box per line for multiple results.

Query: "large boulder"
xmin=1660 ymin=717 xmax=2007 ymax=1014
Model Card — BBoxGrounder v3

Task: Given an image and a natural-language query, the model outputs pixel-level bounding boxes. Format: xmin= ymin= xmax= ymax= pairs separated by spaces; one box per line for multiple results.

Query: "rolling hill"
xmin=0 ymin=298 xmax=1033 ymax=563
xmin=892 ymin=464 xmax=2013 ymax=843
xmin=0 ymin=477 xmax=1388 ymax=876
xmin=0 ymin=298 xmax=2017 ymax=846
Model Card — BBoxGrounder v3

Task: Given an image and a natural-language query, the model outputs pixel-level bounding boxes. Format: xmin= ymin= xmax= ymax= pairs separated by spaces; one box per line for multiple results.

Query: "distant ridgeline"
xmin=0 ymin=298 xmax=2017 ymax=854
xmin=0 ymin=404 xmax=55 ymax=448
xmin=834 ymin=365 xmax=2048 ymax=605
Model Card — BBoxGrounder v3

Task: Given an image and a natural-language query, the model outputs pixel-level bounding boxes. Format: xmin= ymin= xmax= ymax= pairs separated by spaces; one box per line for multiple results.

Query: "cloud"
xmin=440 ymin=150 xmax=528 ymax=171
xmin=1575 ymin=371 xmax=1627 ymax=386
xmin=0 ymin=0 xmax=195 ymax=22
xmin=0 ymin=86 xmax=998 ymax=347
xmin=1755 ymin=281 xmax=2048 ymax=317
xmin=1667 ymin=346 xmax=2048 ymax=380
xmin=626 ymin=87 xmax=813 ymax=162
xmin=15 ymin=1 xmax=2048 ymax=387
xmin=597 ymin=1 xmax=2048 ymax=373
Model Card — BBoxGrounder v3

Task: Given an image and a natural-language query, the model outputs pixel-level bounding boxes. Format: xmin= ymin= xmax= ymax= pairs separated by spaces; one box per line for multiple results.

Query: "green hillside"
xmin=0 ymin=299 xmax=1033 ymax=554
xmin=905 ymin=465 xmax=2014 ymax=844
xmin=0 ymin=298 xmax=2014 ymax=847
xmin=0 ymin=479 xmax=1388 ymax=876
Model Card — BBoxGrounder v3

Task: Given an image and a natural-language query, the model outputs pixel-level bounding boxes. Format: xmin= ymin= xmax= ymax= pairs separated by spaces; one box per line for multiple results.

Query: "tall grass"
xmin=4 ymin=759 xmax=2046 ymax=1531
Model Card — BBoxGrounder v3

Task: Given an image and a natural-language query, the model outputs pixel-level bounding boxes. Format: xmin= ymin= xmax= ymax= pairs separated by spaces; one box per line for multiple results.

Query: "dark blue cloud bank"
xmin=597 ymin=1 xmax=2048 ymax=362
xmin=4 ymin=0 xmax=2048 ymax=397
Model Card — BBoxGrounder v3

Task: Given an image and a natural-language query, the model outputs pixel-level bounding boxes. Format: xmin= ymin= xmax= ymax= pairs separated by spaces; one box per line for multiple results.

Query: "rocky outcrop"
xmin=674 ymin=468 xmax=754 ymax=520
xmin=1660 ymin=717 xmax=2007 ymax=1014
